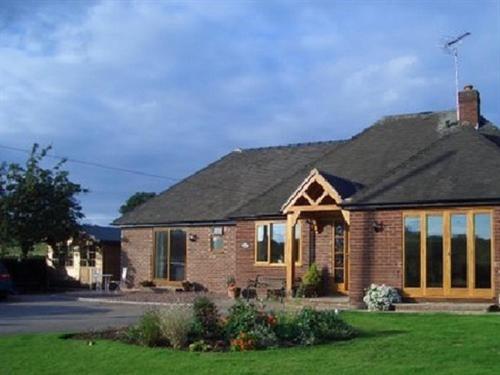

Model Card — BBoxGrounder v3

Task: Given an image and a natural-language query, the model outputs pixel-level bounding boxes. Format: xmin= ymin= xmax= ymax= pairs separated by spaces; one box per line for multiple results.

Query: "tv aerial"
xmin=441 ymin=32 xmax=471 ymax=121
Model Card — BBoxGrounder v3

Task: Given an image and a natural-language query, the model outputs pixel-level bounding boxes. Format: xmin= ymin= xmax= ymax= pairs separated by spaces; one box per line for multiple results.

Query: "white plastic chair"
xmin=110 ymin=267 xmax=127 ymax=292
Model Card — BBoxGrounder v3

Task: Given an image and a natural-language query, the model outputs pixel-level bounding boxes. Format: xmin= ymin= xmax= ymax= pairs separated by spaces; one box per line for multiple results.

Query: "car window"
xmin=0 ymin=262 xmax=7 ymax=273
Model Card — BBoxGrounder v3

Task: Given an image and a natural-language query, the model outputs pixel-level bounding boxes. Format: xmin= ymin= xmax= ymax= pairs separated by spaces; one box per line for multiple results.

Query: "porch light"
xmin=373 ymin=221 xmax=384 ymax=233
xmin=189 ymin=233 xmax=198 ymax=242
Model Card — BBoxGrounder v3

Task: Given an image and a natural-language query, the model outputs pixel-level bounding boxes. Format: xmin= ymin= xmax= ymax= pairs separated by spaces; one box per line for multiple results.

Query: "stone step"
xmin=288 ymin=296 xmax=350 ymax=310
xmin=394 ymin=302 xmax=493 ymax=313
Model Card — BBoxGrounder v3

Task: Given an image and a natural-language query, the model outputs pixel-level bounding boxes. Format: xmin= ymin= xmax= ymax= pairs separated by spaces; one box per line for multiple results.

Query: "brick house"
xmin=114 ymin=85 xmax=500 ymax=306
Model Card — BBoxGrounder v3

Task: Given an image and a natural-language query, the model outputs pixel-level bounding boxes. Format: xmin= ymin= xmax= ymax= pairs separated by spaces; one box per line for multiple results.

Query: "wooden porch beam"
xmin=285 ymin=211 xmax=300 ymax=295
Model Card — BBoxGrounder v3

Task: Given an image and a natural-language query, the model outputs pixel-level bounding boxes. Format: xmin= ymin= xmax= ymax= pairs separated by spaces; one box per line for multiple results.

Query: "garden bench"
xmin=244 ymin=275 xmax=286 ymax=302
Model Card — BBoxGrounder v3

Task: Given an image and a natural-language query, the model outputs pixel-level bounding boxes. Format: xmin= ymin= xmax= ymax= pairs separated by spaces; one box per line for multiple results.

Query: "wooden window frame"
xmin=152 ymin=228 xmax=188 ymax=285
xmin=402 ymin=208 xmax=494 ymax=299
xmin=255 ymin=221 xmax=301 ymax=266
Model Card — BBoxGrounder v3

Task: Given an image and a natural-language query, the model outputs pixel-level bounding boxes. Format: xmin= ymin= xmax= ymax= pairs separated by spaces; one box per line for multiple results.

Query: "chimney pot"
xmin=458 ymin=84 xmax=480 ymax=127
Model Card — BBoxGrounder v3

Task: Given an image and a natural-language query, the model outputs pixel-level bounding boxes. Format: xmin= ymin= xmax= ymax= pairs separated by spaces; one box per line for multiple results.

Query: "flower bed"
xmin=69 ymin=297 xmax=357 ymax=352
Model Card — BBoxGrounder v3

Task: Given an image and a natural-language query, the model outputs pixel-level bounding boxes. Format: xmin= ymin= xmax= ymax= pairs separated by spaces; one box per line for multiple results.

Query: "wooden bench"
xmin=244 ymin=275 xmax=286 ymax=302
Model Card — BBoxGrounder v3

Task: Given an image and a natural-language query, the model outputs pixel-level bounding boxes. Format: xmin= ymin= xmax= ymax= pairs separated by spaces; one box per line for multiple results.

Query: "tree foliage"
xmin=0 ymin=144 xmax=87 ymax=257
xmin=119 ymin=192 xmax=156 ymax=214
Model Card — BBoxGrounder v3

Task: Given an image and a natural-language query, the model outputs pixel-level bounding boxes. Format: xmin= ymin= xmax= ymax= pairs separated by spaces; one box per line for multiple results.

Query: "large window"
xmin=403 ymin=210 xmax=492 ymax=296
xmin=426 ymin=215 xmax=443 ymax=288
xmin=154 ymin=229 xmax=186 ymax=281
xmin=256 ymin=222 xmax=301 ymax=265
xmin=450 ymin=214 xmax=467 ymax=288
xmin=474 ymin=214 xmax=491 ymax=289
xmin=404 ymin=216 xmax=421 ymax=288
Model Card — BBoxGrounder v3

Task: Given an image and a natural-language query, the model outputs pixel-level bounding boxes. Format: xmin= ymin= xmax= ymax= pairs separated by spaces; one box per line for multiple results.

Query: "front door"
xmin=332 ymin=221 xmax=348 ymax=293
xmin=154 ymin=229 xmax=187 ymax=283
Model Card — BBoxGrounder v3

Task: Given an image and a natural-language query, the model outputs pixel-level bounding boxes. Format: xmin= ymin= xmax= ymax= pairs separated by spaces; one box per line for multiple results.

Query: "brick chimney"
xmin=458 ymin=85 xmax=480 ymax=127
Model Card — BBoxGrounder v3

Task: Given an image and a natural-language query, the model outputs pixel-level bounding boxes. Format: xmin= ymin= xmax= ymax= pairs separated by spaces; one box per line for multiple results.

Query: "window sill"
xmin=254 ymin=262 xmax=286 ymax=267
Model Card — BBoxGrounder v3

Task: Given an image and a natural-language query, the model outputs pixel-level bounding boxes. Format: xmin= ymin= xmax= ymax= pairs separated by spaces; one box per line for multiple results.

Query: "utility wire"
xmin=0 ymin=143 xmax=296 ymax=195
xmin=0 ymin=144 xmax=179 ymax=182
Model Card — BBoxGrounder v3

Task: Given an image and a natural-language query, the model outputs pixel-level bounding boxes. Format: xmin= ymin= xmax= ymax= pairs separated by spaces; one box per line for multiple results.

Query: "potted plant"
xmin=226 ymin=275 xmax=240 ymax=299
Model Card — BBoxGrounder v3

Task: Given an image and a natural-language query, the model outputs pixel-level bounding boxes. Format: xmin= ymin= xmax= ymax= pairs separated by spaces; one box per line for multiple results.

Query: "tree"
xmin=0 ymin=144 xmax=87 ymax=257
xmin=119 ymin=192 xmax=156 ymax=215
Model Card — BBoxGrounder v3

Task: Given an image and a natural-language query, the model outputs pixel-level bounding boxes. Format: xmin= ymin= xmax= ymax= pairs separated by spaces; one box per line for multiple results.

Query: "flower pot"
xmin=227 ymin=285 xmax=241 ymax=299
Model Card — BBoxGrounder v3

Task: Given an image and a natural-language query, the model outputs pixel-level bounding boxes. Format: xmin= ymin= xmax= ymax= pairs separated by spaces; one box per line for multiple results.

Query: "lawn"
xmin=2 ymin=312 xmax=499 ymax=375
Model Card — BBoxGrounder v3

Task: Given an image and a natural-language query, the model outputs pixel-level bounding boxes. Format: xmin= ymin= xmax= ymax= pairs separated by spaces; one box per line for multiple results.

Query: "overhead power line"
xmin=0 ymin=144 xmax=180 ymax=182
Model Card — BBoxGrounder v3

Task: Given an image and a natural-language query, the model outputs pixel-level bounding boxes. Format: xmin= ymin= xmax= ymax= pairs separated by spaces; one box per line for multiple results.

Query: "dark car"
xmin=0 ymin=261 xmax=13 ymax=300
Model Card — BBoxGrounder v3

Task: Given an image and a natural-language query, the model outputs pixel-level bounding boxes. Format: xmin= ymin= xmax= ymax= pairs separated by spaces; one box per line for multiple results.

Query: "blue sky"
xmin=0 ymin=0 xmax=499 ymax=225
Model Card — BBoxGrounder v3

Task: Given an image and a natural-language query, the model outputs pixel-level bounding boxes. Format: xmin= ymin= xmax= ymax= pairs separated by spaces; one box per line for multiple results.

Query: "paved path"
xmin=0 ymin=294 xmax=150 ymax=335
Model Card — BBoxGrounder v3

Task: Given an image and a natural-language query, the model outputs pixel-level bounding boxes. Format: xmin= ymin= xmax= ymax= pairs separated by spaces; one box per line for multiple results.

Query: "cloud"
xmin=0 ymin=0 xmax=498 ymax=224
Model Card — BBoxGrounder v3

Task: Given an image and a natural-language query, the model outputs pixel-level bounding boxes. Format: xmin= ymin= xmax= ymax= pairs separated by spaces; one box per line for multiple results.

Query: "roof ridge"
xmin=240 ymin=139 xmax=344 ymax=152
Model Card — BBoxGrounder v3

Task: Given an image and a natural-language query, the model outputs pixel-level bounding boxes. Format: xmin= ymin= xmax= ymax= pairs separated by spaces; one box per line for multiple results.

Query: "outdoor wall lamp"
xmin=189 ymin=233 xmax=198 ymax=242
xmin=373 ymin=221 xmax=384 ymax=233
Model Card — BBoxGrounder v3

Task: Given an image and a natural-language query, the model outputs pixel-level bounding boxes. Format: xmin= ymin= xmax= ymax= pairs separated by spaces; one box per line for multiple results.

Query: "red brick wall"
xmin=493 ymin=207 xmax=500 ymax=302
xmin=349 ymin=210 xmax=403 ymax=306
xmin=186 ymin=226 xmax=236 ymax=293
xmin=121 ymin=228 xmax=154 ymax=287
xmin=121 ymin=226 xmax=236 ymax=293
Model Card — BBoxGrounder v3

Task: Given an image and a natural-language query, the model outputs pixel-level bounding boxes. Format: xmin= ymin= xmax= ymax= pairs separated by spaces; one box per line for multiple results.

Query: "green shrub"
xmin=126 ymin=309 xmax=164 ymax=347
xmin=191 ymin=297 xmax=222 ymax=341
xmin=158 ymin=307 xmax=194 ymax=349
xmin=225 ymin=300 xmax=279 ymax=350
xmin=274 ymin=312 xmax=301 ymax=344
xmin=225 ymin=300 xmax=261 ymax=339
xmin=296 ymin=264 xmax=322 ymax=297
xmin=294 ymin=308 xmax=356 ymax=345
xmin=248 ymin=324 xmax=278 ymax=349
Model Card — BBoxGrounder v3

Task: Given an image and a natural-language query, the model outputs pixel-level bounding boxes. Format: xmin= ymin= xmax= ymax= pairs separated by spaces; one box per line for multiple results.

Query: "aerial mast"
xmin=442 ymin=32 xmax=471 ymax=121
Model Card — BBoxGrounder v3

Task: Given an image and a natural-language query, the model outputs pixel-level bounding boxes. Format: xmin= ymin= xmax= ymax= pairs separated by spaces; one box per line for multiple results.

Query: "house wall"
xmin=234 ymin=219 xmax=317 ymax=288
xmin=185 ymin=226 xmax=236 ymax=293
xmin=121 ymin=228 xmax=154 ymax=287
xmin=493 ymin=207 xmax=500 ymax=301
xmin=349 ymin=210 xmax=404 ymax=307
xmin=349 ymin=207 xmax=500 ymax=306
xmin=120 ymin=226 xmax=236 ymax=293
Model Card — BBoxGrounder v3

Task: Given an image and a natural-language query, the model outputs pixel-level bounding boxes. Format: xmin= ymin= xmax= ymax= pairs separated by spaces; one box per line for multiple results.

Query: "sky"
xmin=0 ymin=0 xmax=499 ymax=226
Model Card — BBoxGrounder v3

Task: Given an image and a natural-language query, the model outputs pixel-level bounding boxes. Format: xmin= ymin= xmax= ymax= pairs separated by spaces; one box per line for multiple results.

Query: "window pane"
xmin=256 ymin=225 xmax=268 ymax=262
xmin=293 ymin=224 xmax=301 ymax=262
xmin=474 ymin=214 xmax=491 ymax=289
xmin=404 ymin=216 xmax=421 ymax=287
xmin=334 ymin=224 xmax=345 ymax=283
xmin=154 ymin=232 xmax=168 ymax=279
xmin=271 ymin=223 xmax=285 ymax=263
xmin=211 ymin=235 xmax=224 ymax=250
xmin=426 ymin=215 xmax=443 ymax=288
xmin=451 ymin=214 xmax=468 ymax=288
xmin=169 ymin=230 xmax=186 ymax=281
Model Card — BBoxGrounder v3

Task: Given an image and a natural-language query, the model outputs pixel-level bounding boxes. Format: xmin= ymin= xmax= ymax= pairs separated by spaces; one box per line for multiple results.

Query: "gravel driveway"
xmin=0 ymin=293 xmax=150 ymax=335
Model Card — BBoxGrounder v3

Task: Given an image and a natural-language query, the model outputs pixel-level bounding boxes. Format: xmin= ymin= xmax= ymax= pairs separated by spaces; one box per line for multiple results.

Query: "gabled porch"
xmin=282 ymin=169 xmax=351 ymax=296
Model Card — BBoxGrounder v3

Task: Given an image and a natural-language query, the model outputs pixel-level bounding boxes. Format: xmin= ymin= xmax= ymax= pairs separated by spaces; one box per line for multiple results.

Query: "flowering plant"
xmin=363 ymin=284 xmax=401 ymax=311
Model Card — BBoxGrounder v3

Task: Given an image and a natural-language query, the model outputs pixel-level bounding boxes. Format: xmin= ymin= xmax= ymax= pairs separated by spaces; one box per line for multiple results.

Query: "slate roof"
xmin=82 ymin=224 xmax=121 ymax=243
xmin=114 ymin=110 xmax=500 ymax=226
xmin=347 ymin=126 xmax=500 ymax=207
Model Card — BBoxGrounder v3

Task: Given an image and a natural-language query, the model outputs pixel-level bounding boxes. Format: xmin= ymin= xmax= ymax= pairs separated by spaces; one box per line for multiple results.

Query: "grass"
xmin=1 ymin=312 xmax=500 ymax=375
